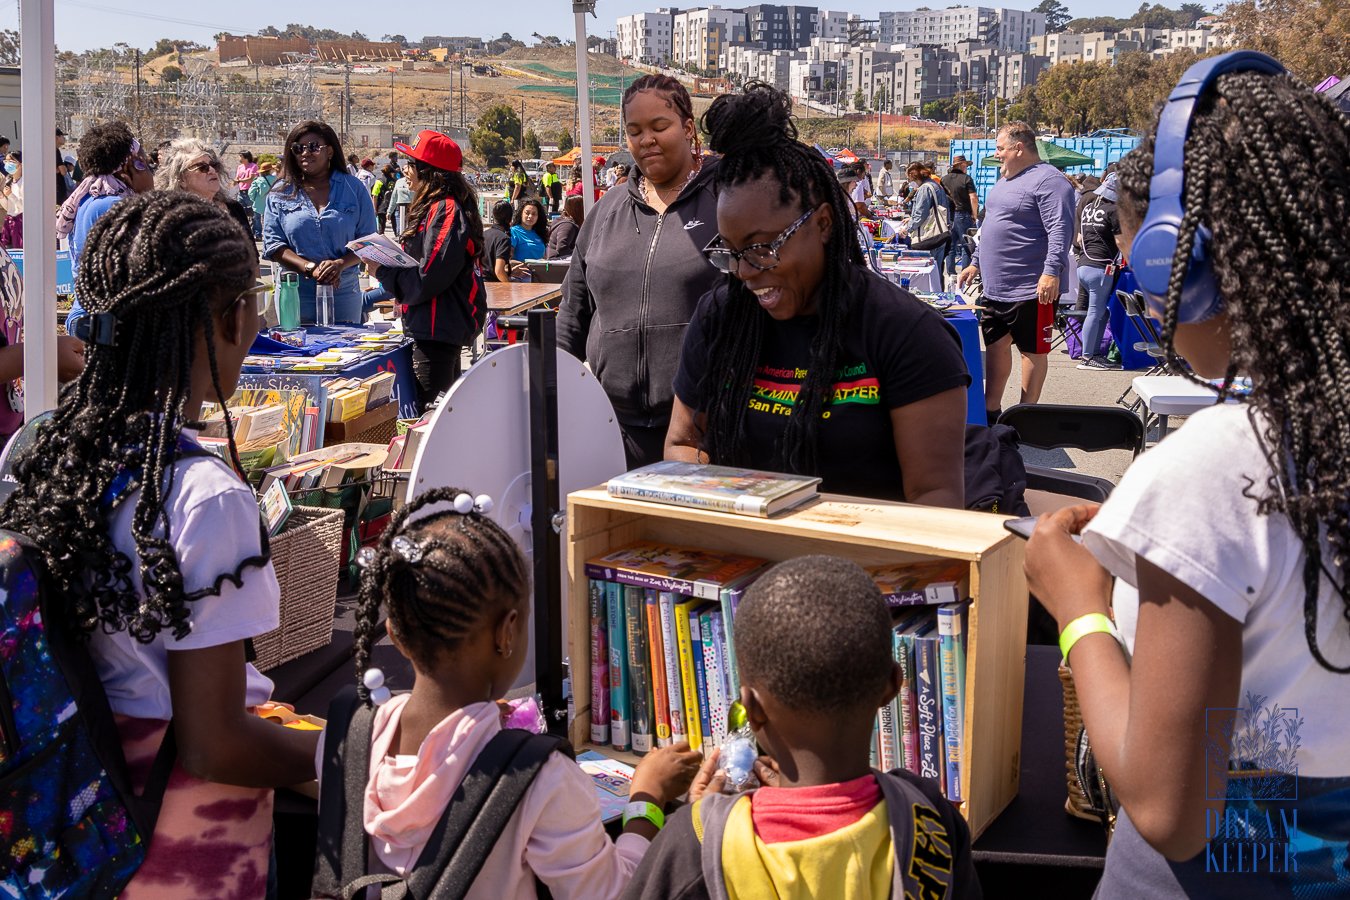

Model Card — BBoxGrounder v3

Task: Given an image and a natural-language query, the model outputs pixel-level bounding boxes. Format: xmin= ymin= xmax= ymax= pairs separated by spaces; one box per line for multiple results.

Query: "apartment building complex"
xmin=877 ymin=7 xmax=1046 ymax=53
xmin=616 ymin=9 xmax=678 ymax=65
xmin=1030 ymin=25 xmax=1235 ymax=65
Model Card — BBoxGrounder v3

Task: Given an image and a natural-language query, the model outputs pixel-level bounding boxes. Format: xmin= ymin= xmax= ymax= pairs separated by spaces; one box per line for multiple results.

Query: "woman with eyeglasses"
xmin=155 ymin=138 xmax=253 ymax=239
xmin=557 ymin=74 xmax=721 ymax=470
xmin=262 ymin=120 xmax=377 ymax=325
xmin=666 ymin=83 xmax=969 ymax=507
xmin=60 ymin=120 xmax=157 ymax=338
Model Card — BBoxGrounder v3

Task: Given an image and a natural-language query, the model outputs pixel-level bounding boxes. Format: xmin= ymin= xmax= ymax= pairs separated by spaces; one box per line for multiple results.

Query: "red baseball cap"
xmin=394 ymin=130 xmax=463 ymax=173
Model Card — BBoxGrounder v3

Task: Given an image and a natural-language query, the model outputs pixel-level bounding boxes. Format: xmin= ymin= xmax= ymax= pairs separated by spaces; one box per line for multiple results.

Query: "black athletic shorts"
xmin=980 ymin=299 xmax=1054 ymax=355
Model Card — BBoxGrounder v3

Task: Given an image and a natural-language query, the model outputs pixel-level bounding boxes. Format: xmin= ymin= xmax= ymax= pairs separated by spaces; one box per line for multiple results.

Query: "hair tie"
xmin=355 ymin=546 xmax=378 ymax=570
xmin=391 ymin=535 xmax=424 ymax=564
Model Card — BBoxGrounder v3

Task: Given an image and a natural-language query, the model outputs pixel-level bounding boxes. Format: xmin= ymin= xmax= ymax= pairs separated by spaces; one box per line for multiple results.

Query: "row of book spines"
xmin=588 ymin=579 xmax=741 ymax=755
xmin=873 ymin=603 xmax=969 ymax=803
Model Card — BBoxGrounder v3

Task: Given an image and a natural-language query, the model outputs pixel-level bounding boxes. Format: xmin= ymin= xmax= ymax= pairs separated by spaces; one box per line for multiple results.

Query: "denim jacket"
xmin=263 ymin=171 xmax=376 ymax=323
xmin=907 ymin=179 xmax=952 ymax=236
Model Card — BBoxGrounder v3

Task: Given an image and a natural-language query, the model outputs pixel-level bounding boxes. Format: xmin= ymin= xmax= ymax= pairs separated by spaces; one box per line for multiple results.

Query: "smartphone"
xmin=1003 ymin=515 xmax=1084 ymax=543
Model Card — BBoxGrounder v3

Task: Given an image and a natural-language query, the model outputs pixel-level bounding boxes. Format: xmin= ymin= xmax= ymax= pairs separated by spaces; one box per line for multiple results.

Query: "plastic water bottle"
xmin=315 ymin=283 xmax=334 ymax=327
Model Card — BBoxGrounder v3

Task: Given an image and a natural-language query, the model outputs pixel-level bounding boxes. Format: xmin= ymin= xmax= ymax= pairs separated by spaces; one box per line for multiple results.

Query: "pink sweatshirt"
xmin=335 ymin=694 xmax=648 ymax=899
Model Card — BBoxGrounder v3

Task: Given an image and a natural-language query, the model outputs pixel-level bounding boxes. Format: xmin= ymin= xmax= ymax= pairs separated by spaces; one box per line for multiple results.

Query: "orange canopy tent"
xmin=551 ymin=145 xmax=621 ymax=166
xmin=834 ymin=147 xmax=860 ymax=164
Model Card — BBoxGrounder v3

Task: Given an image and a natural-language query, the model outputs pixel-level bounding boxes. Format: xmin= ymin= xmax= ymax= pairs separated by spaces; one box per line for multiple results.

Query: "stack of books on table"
xmin=257 ymin=443 xmax=390 ymax=495
xmin=198 ymin=388 xmax=317 ymax=472
xmin=323 ymin=371 xmax=397 ymax=424
xmin=586 ymin=540 xmax=973 ymax=803
xmin=605 ymin=461 xmax=820 ymax=518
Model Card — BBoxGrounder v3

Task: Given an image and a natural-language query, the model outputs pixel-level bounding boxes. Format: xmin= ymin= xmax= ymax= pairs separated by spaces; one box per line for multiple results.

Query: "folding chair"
xmin=997 ymin=403 xmax=1144 ymax=511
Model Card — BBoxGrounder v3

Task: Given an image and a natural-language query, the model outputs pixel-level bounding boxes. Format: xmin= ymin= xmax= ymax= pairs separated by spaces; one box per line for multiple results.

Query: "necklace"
xmin=641 ymin=157 xmax=702 ymax=209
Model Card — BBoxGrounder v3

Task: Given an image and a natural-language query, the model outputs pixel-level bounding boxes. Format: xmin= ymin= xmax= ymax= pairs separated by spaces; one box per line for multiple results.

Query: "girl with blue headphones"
xmin=1025 ymin=53 xmax=1350 ymax=897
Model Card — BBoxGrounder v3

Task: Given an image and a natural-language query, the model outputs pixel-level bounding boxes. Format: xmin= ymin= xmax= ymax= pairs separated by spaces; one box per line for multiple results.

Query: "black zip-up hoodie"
xmin=557 ymin=157 xmax=721 ymax=429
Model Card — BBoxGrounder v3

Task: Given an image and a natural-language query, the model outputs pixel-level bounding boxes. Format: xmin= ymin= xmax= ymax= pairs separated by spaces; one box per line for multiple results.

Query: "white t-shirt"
xmin=90 ymin=444 xmax=279 ymax=720
xmin=850 ymin=180 xmax=867 ymax=205
xmin=1083 ymin=402 xmax=1350 ymax=777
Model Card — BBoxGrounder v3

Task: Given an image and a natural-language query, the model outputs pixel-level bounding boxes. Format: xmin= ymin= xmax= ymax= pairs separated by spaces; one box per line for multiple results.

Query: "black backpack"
xmin=963 ymin=423 xmax=1030 ymax=516
xmin=312 ymin=685 xmax=568 ymax=900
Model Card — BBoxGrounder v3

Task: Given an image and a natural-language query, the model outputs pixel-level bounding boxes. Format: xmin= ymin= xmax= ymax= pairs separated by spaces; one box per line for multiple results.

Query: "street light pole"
xmin=574 ymin=1 xmax=597 ymax=216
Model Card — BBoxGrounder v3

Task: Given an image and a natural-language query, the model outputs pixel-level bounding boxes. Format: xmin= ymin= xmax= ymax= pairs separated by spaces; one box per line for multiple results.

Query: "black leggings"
xmin=412 ymin=339 xmax=463 ymax=412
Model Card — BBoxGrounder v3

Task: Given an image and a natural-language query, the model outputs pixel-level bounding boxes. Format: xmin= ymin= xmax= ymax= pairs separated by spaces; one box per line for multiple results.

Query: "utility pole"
xmin=448 ymin=55 xmax=454 ymax=133
xmin=134 ymin=49 xmax=141 ymax=134
xmin=343 ymin=65 xmax=352 ymax=141
xmin=390 ymin=70 xmax=396 ymax=139
xmin=520 ymin=97 xmax=526 ymax=154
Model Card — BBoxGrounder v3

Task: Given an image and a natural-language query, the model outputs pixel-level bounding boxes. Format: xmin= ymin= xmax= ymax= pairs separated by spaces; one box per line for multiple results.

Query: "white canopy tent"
xmin=19 ymin=0 xmax=57 ymax=418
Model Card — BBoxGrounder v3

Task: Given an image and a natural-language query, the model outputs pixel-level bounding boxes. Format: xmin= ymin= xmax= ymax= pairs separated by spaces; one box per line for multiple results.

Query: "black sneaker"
xmin=1077 ymin=356 xmax=1122 ymax=371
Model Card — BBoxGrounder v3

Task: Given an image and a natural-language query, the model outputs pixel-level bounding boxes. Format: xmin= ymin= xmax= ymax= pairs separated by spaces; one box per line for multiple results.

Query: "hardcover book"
xmin=606 ymin=461 xmax=821 ymax=518
xmin=866 ymin=559 xmax=968 ymax=608
xmin=586 ymin=542 xmax=768 ymax=602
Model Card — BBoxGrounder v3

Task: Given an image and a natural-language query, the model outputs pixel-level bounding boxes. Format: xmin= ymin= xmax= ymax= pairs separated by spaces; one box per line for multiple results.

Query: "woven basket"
xmin=1060 ymin=663 xmax=1117 ymax=834
xmin=252 ymin=506 xmax=344 ymax=672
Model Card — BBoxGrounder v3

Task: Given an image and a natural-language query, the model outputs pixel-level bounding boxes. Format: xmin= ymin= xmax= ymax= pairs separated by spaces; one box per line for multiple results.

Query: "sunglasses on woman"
xmin=186 ymin=160 xmax=217 ymax=174
xmin=701 ymin=208 xmax=815 ymax=275
xmin=291 ymin=141 xmax=327 ymax=156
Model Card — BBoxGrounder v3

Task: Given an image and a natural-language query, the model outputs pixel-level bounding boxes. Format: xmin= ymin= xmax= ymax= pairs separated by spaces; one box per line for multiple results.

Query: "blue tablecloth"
xmin=947 ymin=309 xmax=986 ymax=425
xmin=1107 ymin=269 xmax=1158 ymax=371
xmin=242 ymin=326 xmax=419 ymax=421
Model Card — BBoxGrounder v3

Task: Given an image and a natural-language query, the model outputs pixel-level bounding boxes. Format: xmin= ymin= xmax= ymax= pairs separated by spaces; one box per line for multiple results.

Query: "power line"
xmin=62 ymin=0 xmax=251 ymax=36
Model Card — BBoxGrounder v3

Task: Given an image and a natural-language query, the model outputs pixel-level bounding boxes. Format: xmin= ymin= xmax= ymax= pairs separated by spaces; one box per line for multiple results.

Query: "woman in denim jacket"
xmin=263 ymin=120 xmax=376 ymax=324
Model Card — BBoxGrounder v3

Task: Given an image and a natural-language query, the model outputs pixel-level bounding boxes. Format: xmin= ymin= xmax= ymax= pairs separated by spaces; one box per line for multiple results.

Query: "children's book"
xmin=606 ymin=460 xmax=820 ymax=518
xmin=585 ymin=542 xmax=768 ymax=602
xmin=657 ymin=592 xmax=688 ymax=745
xmin=718 ymin=568 xmax=766 ymax=701
xmin=915 ymin=629 xmax=944 ymax=789
xmin=606 ymin=582 xmax=631 ymax=751
xmin=588 ymin=579 xmax=609 ymax=746
xmin=700 ymin=608 xmax=728 ymax=747
xmin=937 ymin=601 xmax=970 ymax=802
xmin=866 ymin=559 xmax=968 ymax=608
xmin=896 ymin=626 xmax=919 ymax=775
xmin=347 ymin=232 xmax=419 ymax=268
xmin=688 ymin=605 xmax=713 ymax=747
xmin=673 ymin=596 xmax=705 ymax=752
xmin=576 ymin=751 xmax=636 ymax=824
xmin=644 ymin=590 xmax=673 ymax=748
xmin=259 ymin=478 xmax=293 ymax=537
xmin=624 ymin=585 xmax=652 ymax=754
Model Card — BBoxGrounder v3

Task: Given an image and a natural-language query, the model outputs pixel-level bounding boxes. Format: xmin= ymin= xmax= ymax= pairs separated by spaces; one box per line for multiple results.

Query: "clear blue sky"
xmin=6 ymin=0 xmax=1170 ymax=53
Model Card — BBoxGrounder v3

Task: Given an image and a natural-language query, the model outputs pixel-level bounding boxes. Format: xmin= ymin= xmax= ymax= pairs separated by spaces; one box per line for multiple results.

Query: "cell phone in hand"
xmin=1003 ymin=515 xmax=1084 ymax=543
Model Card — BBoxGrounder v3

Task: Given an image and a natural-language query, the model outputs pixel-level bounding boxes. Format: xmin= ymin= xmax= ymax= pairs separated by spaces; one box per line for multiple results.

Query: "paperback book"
xmin=606 ymin=460 xmax=821 ymax=518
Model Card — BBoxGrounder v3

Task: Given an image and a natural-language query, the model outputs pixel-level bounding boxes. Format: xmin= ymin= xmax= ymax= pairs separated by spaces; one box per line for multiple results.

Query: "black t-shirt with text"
xmin=673 ymin=270 xmax=970 ymax=501
xmin=941 ymin=171 xmax=976 ymax=215
xmin=1077 ymin=196 xmax=1121 ymax=269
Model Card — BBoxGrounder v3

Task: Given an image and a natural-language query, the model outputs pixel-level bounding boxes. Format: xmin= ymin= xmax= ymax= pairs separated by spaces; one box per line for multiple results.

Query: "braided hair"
xmin=697 ymin=82 xmax=864 ymax=475
xmin=1116 ymin=70 xmax=1350 ymax=672
xmin=622 ymin=74 xmax=702 ymax=158
xmin=0 ymin=191 xmax=258 ymax=642
xmin=353 ymin=487 xmax=530 ymax=694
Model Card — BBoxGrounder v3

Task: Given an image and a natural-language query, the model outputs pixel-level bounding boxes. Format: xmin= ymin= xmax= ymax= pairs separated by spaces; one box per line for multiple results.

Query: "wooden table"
xmin=485 ymin=281 xmax=563 ymax=315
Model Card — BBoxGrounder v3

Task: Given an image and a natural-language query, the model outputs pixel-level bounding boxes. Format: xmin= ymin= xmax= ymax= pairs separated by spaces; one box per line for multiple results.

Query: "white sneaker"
xmin=1077 ymin=356 xmax=1122 ymax=371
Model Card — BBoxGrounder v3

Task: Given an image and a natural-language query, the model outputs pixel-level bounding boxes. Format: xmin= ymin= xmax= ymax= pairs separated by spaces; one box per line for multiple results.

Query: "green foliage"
xmin=148 ymin=38 xmax=203 ymax=58
xmin=555 ymin=129 xmax=574 ymax=154
xmin=873 ymin=83 xmax=888 ymax=111
xmin=160 ymin=65 xmax=184 ymax=84
xmin=0 ymin=29 xmax=17 ymax=67
xmin=1035 ymin=0 xmax=1074 ymax=32
xmin=471 ymin=103 xmax=522 ymax=167
xmin=523 ymin=128 xmax=541 ymax=159
xmin=853 ymin=88 xmax=867 ymax=111
xmin=1065 ymin=16 xmax=1129 ymax=32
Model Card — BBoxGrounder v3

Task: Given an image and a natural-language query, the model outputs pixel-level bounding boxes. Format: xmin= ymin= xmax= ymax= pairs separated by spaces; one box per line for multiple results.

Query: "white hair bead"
xmin=473 ymin=494 xmax=494 ymax=514
xmin=453 ymin=492 xmax=474 ymax=515
xmin=362 ymin=668 xmax=385 ymax=690
xmin=369 ymin=685 xmax=392 ymax=706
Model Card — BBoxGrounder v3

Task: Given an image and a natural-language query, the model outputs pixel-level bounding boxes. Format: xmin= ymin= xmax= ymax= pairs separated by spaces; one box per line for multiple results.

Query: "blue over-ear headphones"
xmin=1131 ymin=50 xmax=1285 ymax=324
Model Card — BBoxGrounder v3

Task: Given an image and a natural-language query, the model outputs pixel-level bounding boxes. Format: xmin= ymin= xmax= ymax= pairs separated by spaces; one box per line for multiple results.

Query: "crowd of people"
xmin=4 ymin=53 xmax=1349 ymax=900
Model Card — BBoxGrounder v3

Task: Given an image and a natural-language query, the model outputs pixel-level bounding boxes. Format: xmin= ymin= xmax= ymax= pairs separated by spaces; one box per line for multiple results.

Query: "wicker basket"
xmin=1060 ymin=663 xmax=1117 ymax=835
xmin=252 ymin=506 xmax=344 ymax=672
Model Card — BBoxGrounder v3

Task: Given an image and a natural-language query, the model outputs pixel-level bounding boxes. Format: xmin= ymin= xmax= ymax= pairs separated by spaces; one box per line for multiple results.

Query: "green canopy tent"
xmin=980 ymin=139 xmax=1096 ymax=170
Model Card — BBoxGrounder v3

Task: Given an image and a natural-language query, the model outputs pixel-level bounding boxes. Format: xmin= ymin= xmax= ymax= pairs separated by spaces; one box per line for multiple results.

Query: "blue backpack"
xmin=0 ymin=437 xmax=215 ymax=897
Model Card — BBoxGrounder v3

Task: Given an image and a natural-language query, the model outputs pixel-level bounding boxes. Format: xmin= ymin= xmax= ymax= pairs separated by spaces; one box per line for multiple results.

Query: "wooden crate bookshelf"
xmin=565 ymin=488 xmax=1029 ymax=839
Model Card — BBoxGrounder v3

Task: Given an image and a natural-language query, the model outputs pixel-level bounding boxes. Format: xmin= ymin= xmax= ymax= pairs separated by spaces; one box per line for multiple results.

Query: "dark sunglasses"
xmin=291 ymin=141 xmax=327 ymax=156
xmin=186 ymin=160 xmax=217 ymax=174
xmin=702 ymin=208 xmax=815 ymax=275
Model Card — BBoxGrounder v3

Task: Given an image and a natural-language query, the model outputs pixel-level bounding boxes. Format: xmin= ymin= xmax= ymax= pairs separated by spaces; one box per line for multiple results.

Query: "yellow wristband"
xmin=1059 ymin=613 xmax=1119 ymax=661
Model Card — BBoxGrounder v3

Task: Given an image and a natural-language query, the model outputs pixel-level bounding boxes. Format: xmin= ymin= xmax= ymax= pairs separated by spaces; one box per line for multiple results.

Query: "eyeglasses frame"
xmin=702 ymin=207 xmax=817 ymax=274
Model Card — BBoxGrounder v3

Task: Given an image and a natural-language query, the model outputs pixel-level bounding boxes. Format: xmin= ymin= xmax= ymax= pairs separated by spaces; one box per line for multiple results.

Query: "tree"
xmin=873 ymin=83 xmax=888 ymax=111
xmin=1065 ymin=16 xmax=1127 ymax=33
xmin=1177 ymin=3 xmax=1210 ymax=26
xmin=523 ymin=128 xmax=541 ymax=159
xmin=853 ymin=87 xmax=867 ymax=111
xmin=1033 ymin=60 xmax=1120 ymax=134
xmin=0 ymin=29 xmax=17 ymax=66
xmin=383 ymin=34 xmax=409 ymax=48
xmin=160 ymin=65 xmax=184 ymax=84
xmin=1222 ymin=0 xmax=1349 ymax=84
xmin=471 ymin=103 xmax=521 ymax=167
xmin=1035 ymin=0 xmax=1073 ymax=32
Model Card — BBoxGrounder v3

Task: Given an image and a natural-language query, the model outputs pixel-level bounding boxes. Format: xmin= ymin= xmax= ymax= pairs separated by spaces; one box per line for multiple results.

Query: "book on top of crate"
xmin=606 ymin=461 xmax=821 ymax=518
xmin=585 ymin=541 xmax=768 ymax=602
xmin=866 ymin=559 xmax=968 ymax=607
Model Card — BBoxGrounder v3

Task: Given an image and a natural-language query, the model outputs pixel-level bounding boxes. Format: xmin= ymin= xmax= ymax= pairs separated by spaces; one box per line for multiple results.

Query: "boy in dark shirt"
xmin=622 ymin=556 xmax=980 ymax=900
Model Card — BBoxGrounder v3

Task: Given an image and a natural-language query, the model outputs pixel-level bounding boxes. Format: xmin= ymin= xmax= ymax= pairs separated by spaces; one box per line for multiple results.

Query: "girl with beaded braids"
xmin=1025 ymin=63 xmax=1350 ymax=896
xmin=0 ymin=191 xmax=317 ymax=895
xmin=666 ymin=83 xmax=969 ymax=506
xmin=324 ymin=486 xmax=700 ymax=898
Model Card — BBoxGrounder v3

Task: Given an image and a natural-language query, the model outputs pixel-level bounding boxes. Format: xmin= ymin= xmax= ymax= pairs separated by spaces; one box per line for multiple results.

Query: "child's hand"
xmin=753 ymin=756 xmax=782 ymax=788
xmin=630 ymin=741 xmax=702 ymax=805
xmin=687 ymin=747 xmax=725 ymax=802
